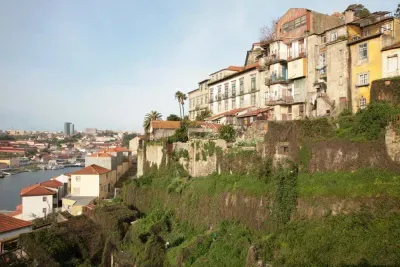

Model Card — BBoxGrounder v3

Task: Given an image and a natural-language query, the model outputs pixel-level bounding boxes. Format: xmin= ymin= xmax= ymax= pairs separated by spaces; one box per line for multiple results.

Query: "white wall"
xmin=382 ymin=49 xmax=400 ymax=78
xmin=209 ymin=69 xmax=261 ymax=115
xmin=22 ymin=195 xmax=53 ymax=221
xmin=71 ymin=174 xmax=100 ymax=197
xmin=0 ymin=226 xmax=32 ymax=242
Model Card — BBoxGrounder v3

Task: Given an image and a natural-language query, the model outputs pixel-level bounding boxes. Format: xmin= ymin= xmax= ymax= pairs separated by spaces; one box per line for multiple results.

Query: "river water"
xmin=0 ymin=167 xmax=78 ymax=211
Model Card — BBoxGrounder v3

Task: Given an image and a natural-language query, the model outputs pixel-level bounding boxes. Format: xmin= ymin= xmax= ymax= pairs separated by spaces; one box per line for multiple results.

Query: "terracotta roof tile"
xmin=40 ymin=179 xmax=63 ymax=188
xmin=237 ymin=107 xmax=272 ymax=118
xmin=151 ymin=121 xmax=181 ymax=130
xmin=0 ymin=214 xmax=32 ymax=233
xmin=21 ymin=184 xmax=56 ymax=197
xmin=114 ymin=147 xmax=130 ymax=152
xmin=226 ymin=66 xmax=243 ymax=72
xmin=88 ymin=152 xmax=113 ymax=158
xmin=207 ymin=107 xmax=250 ymax=121
xmin=70 ymin=164 xmax=111 ymax=175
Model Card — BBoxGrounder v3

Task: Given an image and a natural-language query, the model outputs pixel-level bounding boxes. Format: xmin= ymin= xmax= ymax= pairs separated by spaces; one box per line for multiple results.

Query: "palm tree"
xmin=180 ymin=93 xmax=187 ymax=119
xmin=175 ymin=91 xmax=183 ymax=119
xmin=143 ymin=110 xmax=162 ymax=133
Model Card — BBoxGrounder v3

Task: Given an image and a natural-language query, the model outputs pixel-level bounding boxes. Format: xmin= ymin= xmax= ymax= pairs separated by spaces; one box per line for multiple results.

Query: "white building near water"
xmin=20 ymin=184 xmax=56 ymax=221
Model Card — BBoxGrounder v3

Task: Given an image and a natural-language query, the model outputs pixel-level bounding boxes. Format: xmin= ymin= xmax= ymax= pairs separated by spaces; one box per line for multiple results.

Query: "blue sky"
xmin=0 ymin=0 xmax=397 ymax=132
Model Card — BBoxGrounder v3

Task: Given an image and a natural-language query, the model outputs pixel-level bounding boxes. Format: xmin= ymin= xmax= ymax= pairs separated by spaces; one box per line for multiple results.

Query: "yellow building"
xmin=348 ymin=12 xmax=400 ymax=112
xmin=0 ymin=158 xmax=19 ymax=168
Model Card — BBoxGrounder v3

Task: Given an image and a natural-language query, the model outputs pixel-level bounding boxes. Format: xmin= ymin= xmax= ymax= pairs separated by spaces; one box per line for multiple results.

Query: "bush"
xmin=218 ymin=125 xmax=236 ymax=142
xmin=351 ymin=102 xmax=399 ymax=140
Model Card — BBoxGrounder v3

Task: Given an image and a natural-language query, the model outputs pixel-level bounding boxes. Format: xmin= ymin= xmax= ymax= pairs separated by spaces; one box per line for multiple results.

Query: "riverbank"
xmin=0 ymin=167 xmax=77 ymax=210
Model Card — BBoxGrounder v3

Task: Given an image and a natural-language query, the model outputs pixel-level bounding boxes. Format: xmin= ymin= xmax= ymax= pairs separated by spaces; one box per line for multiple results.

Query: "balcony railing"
xmin=265 ymin=95 xmax=294 ymax=105
xmin=264 ymin=52 xmax=287 ymax=65
xmin=265 ymin=76 xmax=288 ymax=86
xmin=287 ymin=46 xmax=306 ymax=61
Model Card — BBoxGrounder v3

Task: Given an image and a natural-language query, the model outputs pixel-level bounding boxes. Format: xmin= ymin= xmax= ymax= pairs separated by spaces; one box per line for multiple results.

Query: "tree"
xmin=175 ymin=91 xmax=183 ymax=119
xmin=395 ymin=4 xmax=400 ymax=18
xmin=174 ymin=91 xmax=187 ymax=119
xmin=0 ymin=134 xmax=15 ymax=140
xmin=218 ymin=124 xmax=236 ymax=142
xmin=345 ymin=4 xmax=370 ymax=18
xmin=143 ymin=111 xmax=162 ymax=133
xmin=167 ymin=114 xmax=181 ymax=121
xmin=260 ymin=18 xmax=279 ymax=43
xmin=195 ymin=109 xmax=212 ymax=121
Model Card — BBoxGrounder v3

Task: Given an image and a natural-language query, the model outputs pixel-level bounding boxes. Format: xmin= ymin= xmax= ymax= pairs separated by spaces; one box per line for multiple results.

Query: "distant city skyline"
xmin=0 ymin=0 xmax=397 ymax=131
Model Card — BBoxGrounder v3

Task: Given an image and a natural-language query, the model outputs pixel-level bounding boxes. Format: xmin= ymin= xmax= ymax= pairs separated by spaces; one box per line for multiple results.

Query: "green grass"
xmin=266 ymin=212 xmax=400 ymax=266
xmin=298 ymin=169 xmax=400 ymax=198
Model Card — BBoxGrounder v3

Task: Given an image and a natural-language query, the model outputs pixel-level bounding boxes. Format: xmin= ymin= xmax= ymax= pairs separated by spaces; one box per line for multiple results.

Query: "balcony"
xmin=265 ymin=76 xmax=289 ymax=86
xmin=263 ymin=52 xmax=287 ymax=65
xmin=265 ymin=95 xmax=294 ymax=105
xmin=287 ymin=46 xmax=306 ymax=61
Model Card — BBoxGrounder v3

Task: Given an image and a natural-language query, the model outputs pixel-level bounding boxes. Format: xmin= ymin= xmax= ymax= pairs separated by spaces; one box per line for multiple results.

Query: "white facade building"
xmin=20 ymin=184 xmax=56 ymax=221
xmin=70 ymin=164 xmax=113 ymax=199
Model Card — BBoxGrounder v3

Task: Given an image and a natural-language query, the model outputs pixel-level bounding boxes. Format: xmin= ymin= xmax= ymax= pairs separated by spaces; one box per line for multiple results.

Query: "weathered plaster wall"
xmin=385 ymin=125 xmax=400 ymax=162
xmin=188 ymin=139 xmax=227 ymax=177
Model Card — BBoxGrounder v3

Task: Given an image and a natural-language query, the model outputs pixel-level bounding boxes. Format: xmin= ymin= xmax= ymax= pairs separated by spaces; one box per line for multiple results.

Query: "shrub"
xmin=218 ymin=125 xmax=236 ymax=142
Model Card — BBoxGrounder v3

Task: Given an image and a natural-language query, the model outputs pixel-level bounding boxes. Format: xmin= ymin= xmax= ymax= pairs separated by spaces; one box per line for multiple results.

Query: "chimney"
xmin=345 ymin=9 xmax=355 ymax=24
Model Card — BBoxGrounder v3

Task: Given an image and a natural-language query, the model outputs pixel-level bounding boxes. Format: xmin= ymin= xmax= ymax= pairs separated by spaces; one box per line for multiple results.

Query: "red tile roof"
xmin=226 ymin=66 xmax=243 ymax=72
xmin=114 ymin=147 xmax=130 ymax=152
xmin=21 ymin=184 xmax=56 ymax=197
xmin=198 ymin=122 xmax=223 ymax=130
xmin=237 ymin=107 xmax=272 ymax=118
xmin=70 ymin=164 xmax=111 ymax=175
xmin=207 ymin=107 xmax=250 ymax=121
xmin=40 ymin=179 xmax=63 ymax=188
xmin=151 ymin=121 xmax=181 ymax=130
xmin=0 ymin=214 xmax=32 ymax=233
xmin=88 ymin=152 xmax=113 ymax=158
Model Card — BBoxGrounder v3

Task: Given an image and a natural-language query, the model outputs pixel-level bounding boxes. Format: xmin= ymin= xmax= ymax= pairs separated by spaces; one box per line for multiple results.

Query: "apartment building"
xmin=348 ymin=12 xmax=400 ymax=112
xmin=188 ymin=79 xmax=210 ymax=121
xmin=208 ymin=63 xmax=261 ymax=115
xmin=188 ymin=8 xmax=400 ymax=126
xmin=260 ymin=8 xmax=343 ymax=120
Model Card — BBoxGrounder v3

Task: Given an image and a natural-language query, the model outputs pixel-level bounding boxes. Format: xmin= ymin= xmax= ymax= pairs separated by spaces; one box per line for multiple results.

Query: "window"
xmin=43 ymin=208 xmax=47 ymax=213
xmin=339 ymin=76 xmax=343 ymax=86
xmin=218 ymin=101 xmax=221 ymax=111
xmin=43 ymin=197 xmax=47 ymax=202
xmin=239 ymin=78 xmax=244 ymax=93
xmin=232 ymin=98 xmax=236 ymax=109
xmin=282 ymin=16 xmax=306 ymax=33
xmin=200 ymin=97 xmax=203 ymax=104
xmin=387 ymin=55 xmax=398 ymax=72
xmin=205 ymin=95 xmax=208 ymax=103
xmin=381 ymin=23 xmax=392 ymax=33
xmin=240 ymin=96 xmax=244 ymax=107
xmin=358 ymin=43 xmax=368 ymax=60
xmin=331 ymin=32 xmax=337 ymax=42
xmin=358 ymin=73 xmax=369 ymax=86
xmin=231 ymin=81 xmax=236 ymax=96
xmin=224 ymin=83 xmax=228 ymax=97
xmin=251 ymin=93 xmax=256 ymax=106
xmin=288 ymin=106 xmax=292 ymax=114
xmin=76 ymin=176 xmax=81 ymax=182
xmin=218 ymin=86 xmax=222 ymax=98
xmin=322 ymin=35 xmax=327 ymax=43
xmin=210 ymin=88 xmax=213 ymax=100
xmin=225 ymin=100 xmax=228 ymax=110
xmin=251 ymin=76 xmax=256 ymax=91
xmin=299 ymin=104 xmax=304 ymax=117
xmin=359 ymin=97 xmax=367 ymax=109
